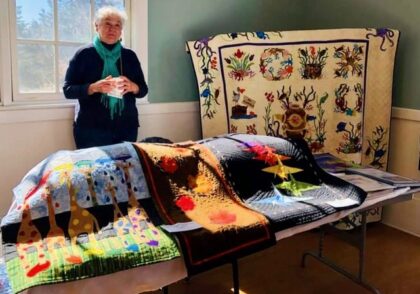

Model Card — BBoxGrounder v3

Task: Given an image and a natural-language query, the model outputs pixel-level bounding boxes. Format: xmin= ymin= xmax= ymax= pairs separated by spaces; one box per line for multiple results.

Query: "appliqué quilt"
xmin=187 ymin=28 xmax=399 ymax=170
xmin=134 ymin=142 xmax=275 ymax=275
xmin=201 ymin=134 xmax=366 ymax=231
xmin=187 ymin=28 xmax=399 ymax=225
xmin=1 ymin=143 xmax=179 ymax=293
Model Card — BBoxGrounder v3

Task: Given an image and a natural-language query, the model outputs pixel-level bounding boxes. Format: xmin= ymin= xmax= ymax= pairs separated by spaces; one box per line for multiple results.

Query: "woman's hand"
xmin=88 ymin=76 xmax=114 ymax=95
xmin=116 ymin=76 xmax=139 ymax=95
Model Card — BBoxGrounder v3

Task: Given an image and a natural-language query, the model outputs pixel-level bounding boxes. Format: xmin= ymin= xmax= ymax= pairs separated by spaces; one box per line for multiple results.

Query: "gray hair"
xmin=94 ymin=6 xmax=127 ymax=27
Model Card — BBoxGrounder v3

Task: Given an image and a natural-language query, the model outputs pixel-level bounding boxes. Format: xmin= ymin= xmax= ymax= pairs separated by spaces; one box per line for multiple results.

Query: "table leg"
xmin=301 ymin=211 xmax=380 ymax=294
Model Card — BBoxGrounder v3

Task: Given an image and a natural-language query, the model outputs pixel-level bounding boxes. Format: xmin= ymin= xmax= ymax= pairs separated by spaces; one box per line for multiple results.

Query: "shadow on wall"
xmin=300 ymin=0 xmax=413 ymax=108
xmin=149 ymin=0 xmax=312 ymax=103
xmin=149 ymin=0 xmax=418 ymax=110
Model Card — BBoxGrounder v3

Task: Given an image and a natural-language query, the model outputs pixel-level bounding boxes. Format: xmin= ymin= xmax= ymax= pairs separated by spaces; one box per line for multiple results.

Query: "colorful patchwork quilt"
xmin=0 ymin=143 xmax=180 ymax=294
xmin=134 ymin=142 xmax=276 ymax=275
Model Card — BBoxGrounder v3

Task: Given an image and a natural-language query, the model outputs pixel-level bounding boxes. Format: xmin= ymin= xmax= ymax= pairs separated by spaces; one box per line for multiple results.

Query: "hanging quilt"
xmin=134 ymin=142 xmax=276 ymax=275
xmin=187 ymin=28 xmax=399 ymax=225
xmin=200 ymin=134 xmax=366 ymax=231
xmin=187 ymin=28 xmax=399 ymax=169
xmin=0 ymin=143 xmax=180 ymax=294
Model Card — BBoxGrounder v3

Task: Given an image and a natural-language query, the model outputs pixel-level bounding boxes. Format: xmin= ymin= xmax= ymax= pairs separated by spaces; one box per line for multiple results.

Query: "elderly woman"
xmin=63 ymin=6 xmax=148 ymax=149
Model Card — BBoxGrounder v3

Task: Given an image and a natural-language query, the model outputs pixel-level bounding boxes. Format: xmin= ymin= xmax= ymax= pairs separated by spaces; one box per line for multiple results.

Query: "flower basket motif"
xmin=225 ymin=49 xmax=256 ymax=81
xmin=298 ymin=46 xmax=328 ymax=79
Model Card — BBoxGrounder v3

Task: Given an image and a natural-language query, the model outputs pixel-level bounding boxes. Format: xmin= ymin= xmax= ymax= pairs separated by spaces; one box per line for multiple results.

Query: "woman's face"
xmin=96 ymin=15 xmax=122 ymax=45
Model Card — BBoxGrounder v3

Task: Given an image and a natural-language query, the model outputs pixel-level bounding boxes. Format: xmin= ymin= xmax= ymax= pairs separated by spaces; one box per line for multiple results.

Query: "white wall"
xmin=382 ymin=107 xmax=420 ymax=237
xmin=0 ymin=102 xmax=201 ymax=217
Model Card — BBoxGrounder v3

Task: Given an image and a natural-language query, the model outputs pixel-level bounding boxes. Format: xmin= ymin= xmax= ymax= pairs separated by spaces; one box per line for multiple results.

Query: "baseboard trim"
xmin=381 ymin=221 xmax=420 ymax=238
xmin=392 ymin=107 xmax=420 ymax=122
xmin=138 ymin=101 xmax=199 ymax=115
xmin=0 ymin=100 xmax=200 ymax=124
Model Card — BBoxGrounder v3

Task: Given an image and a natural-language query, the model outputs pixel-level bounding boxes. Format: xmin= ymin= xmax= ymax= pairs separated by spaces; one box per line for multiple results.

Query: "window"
xmin=9 ymin=0 xmax=128 ymax=103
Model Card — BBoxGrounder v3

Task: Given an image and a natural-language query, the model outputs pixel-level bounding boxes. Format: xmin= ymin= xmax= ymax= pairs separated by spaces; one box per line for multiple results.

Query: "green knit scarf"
xmin=93 ymin=34 xmax=124 ymax=119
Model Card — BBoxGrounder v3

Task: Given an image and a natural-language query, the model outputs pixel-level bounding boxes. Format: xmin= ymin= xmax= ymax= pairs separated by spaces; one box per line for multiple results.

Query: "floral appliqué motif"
xmin=306 ymin=93 xmax=329 ymax=153
xmin=225 ymin=49 xmax=256 ymax=81
xmin=193 ymin=37 xmax=219 ymax=119
xmin=365 ymin=126 xmax=388 ymax=169
xmin=259 ymin=48 xmax=293 ymax=81
xmin=336 ymin=122 xmax=362 ymax=154
xmin=334 ymin=83 xmax=364 ymax=115
xmin=334 ymin=45 xmax=364 ymax=78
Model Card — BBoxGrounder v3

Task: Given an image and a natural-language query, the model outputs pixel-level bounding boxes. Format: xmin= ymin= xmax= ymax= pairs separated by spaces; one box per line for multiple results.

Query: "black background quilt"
xmin=201 ymin=134 xmax=367 ymax=231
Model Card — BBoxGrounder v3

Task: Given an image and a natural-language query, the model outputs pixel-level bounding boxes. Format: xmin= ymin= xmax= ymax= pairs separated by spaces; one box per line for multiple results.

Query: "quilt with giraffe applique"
xmin=0 ymin=143 xmax=180 ymax=294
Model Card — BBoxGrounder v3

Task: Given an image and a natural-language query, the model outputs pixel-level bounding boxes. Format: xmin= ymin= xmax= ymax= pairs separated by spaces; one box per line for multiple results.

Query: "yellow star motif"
xmin=262 ymin=162 xmax=303 ymax=179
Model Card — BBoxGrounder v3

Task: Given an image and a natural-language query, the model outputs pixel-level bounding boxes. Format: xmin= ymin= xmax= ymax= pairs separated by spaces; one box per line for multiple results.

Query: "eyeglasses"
xmin=100 ymin=21 xmax=122 ymax=31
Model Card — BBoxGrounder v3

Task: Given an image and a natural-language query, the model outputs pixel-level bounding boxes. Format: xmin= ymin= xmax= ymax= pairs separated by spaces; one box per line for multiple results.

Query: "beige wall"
xmin=0 ymin=102 xmax=200 ymax=217
xmin=383 ymin=108 xmax=420 ymax=237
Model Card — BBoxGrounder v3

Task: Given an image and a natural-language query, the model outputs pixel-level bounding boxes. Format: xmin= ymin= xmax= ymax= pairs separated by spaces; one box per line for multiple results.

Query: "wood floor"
xmin=148 ymin=223 xmax=420 ymax=294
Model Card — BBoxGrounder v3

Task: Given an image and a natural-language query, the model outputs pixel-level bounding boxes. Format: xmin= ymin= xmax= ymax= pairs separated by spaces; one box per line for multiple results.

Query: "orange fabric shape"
xmin=209 ymin=210 xmax=237 ymax=225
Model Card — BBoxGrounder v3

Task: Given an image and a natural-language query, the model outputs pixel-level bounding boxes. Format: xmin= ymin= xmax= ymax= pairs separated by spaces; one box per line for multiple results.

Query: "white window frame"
xmin=0 ymin=0 xmax=13 ymax=107
xmin=0 ymin=0 xmax=147 ymax=113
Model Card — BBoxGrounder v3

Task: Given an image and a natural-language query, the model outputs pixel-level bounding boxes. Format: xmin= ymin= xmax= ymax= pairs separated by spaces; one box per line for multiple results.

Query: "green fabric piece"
xmin=5 ymin=227 xmax=180 ymax=294
xmin=93 ymin=34 xmax=124 ymax=119
xmin=276 ymin=175 xmax=320 ymax=196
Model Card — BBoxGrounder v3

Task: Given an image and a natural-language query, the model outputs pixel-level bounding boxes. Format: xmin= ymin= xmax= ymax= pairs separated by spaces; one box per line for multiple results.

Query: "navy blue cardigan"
xmin=63 ymin=44 xmax=148 ymax=130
